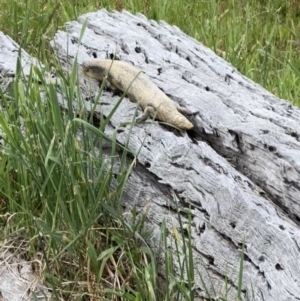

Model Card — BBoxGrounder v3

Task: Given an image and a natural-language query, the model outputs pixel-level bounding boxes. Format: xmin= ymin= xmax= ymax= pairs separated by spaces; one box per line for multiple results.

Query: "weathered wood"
xmin=0 ymin=249 xmax=50 ymax=301
xmin=54 ymin=10 xmax=300 ymax=221
xmin=1 ymin=8 xmax=300 ymax=301
xmin=0 ymin=32 xmax=42 ymax=87
xmin=50 ymin=10 xmax=300 ymax=301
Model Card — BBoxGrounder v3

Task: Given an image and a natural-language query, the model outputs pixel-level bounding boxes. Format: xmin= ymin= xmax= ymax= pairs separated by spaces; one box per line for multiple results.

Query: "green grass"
xmin=0 ymin=55 xmax=203 ymax=300
xmin=1 ymin=0 xmax=299 ymax=105
xmin=0 ymin=0 xmax=299 ymax=300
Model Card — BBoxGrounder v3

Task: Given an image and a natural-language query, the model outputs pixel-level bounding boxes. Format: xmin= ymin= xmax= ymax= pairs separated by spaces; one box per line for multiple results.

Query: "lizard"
xmin=82 ymin=59 xmax=194 ymax=130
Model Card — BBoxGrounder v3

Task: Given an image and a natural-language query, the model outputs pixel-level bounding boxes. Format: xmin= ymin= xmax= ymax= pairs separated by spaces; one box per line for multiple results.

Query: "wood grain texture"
xmin=50 ymin=10 xmax=300 ymax=300
xmin=51 ymin=10 xmax=300 ymax=301
xmin=1 ymin=8 xmax=300 ymax=301
xmin=56 ymin=10 xmax=300 ymax=221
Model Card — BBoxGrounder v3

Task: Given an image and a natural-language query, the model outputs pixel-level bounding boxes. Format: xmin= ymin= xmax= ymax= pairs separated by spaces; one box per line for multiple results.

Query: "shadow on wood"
xmin=1 ymin=9 xmax=300 ymax=301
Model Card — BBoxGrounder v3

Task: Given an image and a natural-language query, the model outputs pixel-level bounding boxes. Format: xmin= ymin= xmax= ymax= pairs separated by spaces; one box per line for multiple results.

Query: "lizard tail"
xmin=169 ymin=112 xmax=194 ymax=130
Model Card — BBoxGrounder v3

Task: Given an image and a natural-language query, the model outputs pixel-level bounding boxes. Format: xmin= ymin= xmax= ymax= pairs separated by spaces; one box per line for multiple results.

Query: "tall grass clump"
xmin=0 ymin=57 xmax=205 ymax=300
xmin=0 ymin=0 xmax=299 ymax=300
xmin=0 ymin=57 xmax=142 ymax=299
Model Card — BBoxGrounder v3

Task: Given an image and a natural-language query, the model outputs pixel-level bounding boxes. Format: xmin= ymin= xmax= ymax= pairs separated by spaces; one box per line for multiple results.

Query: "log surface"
xmin=1 ymin=8 xmax=300 ymax=301
xmin=50 ymin=10 xmax=300 ymax=300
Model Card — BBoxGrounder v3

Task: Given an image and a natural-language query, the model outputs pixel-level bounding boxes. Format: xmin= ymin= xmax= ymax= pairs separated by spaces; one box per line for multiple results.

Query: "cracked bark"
xmin=1 ymin=8 xmax=300 ymax=301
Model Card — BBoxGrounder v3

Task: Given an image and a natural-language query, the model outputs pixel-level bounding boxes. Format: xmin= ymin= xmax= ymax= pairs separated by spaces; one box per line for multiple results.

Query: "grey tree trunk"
xmin=1 ymin=9 xmax=300 ymax=301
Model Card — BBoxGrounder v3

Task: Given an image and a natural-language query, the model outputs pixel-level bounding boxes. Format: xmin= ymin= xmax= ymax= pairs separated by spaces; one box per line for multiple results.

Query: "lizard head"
xmin=82 ymin=59 xmax=107 ymax=80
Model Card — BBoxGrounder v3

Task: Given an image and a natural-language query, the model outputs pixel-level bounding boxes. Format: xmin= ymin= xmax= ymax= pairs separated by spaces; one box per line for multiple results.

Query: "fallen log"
xmin=50 ymin=9 xmax=300 ymax=301
xmin=1 ymin=8 xmax=300 ymax=301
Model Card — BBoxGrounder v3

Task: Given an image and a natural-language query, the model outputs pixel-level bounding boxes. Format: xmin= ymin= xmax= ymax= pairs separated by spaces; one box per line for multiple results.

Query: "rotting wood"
xmin=1 ymin=8 xmax=300 ymax=301
xmin=50 ymin=10 xmax=300 ymax=301
xmin=54 ymin=10 xmax=300 ymax=222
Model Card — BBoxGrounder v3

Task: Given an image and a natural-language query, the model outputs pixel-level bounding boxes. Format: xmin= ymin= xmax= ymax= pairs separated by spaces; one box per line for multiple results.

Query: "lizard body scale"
xmin=82 ymin=59 xmax=194 ymax=130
